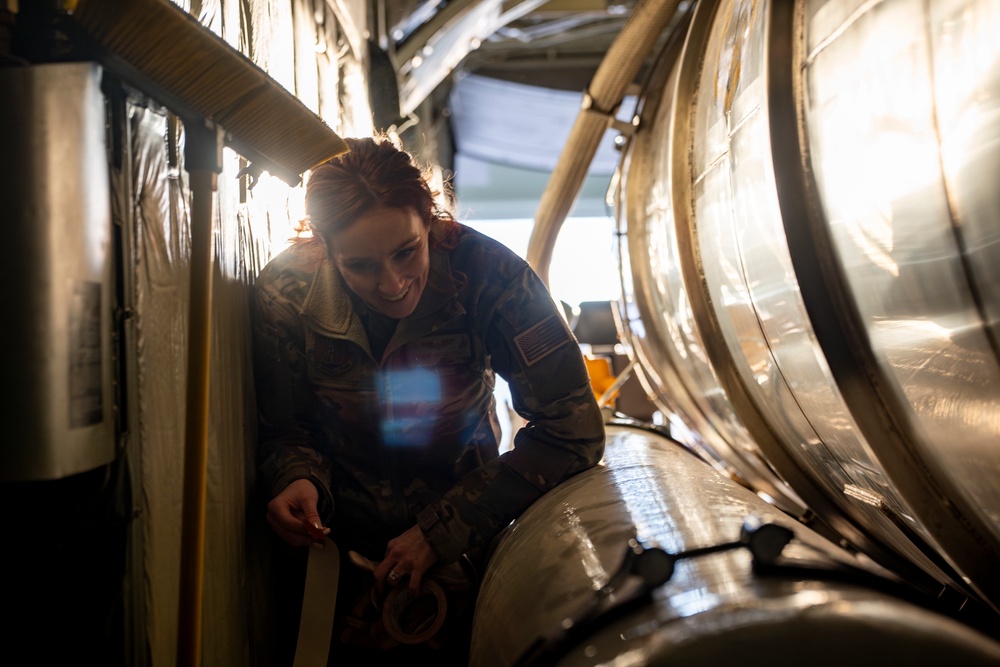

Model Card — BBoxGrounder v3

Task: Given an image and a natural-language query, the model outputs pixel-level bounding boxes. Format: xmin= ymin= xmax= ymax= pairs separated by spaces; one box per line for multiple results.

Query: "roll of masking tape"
xmin=382 ymin=578 xmax=448 ymax=645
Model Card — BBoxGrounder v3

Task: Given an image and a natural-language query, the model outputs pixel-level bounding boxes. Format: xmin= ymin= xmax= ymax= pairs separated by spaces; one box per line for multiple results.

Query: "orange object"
xmin=584 ymin=355 xmax=617 ymax=404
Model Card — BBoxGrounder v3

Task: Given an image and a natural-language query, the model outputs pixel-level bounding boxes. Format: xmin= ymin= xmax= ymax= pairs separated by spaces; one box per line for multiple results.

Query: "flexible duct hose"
xmin=526 ymin=0 xmax=684 ymax=285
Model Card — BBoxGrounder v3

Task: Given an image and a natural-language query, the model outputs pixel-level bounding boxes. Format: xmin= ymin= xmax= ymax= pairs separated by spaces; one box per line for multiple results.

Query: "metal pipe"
xmin=176 ymin=121 xmax=223 ymax=667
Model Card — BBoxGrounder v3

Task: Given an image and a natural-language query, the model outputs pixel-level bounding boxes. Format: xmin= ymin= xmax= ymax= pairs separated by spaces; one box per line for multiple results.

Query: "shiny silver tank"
xmin=0 ymin=62 xmax=115 ymax=481
xmin=613 ymin=0 xmax=1000 ymax=614
xmin=469 ymin=424 xmax=1000 ymax=666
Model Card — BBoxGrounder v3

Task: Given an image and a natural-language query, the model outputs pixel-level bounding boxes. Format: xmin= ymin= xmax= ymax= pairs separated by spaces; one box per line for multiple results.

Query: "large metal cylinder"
xmin=470 ymin=424 xmax=1000 ymax=666
xmin=0 ymin=62 xmax=115 ymax=481
xmin=613 ymin=0 xmax=1000 ymax=614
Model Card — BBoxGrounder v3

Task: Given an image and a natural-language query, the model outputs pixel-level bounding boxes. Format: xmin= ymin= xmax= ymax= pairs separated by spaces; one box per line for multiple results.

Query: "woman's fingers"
xmin=376 ymin=525 xmax=439 ymax=593
xmin=266 ymin=479 xmax=327 ymax=547
xmin=266 ymin=512 xmax=313 ymax=547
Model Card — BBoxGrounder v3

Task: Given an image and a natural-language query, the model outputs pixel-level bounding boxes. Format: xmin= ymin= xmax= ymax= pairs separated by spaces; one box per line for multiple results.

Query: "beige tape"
xmin=293 ymin=538 xmax=340 ymax=667
xmin=382 ymin=578 xmax=448 ymax=644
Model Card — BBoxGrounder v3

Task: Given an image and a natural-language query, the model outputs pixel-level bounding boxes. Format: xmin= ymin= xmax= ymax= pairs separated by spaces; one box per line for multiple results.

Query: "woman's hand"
xmin=374 ymin=525 xmax=440 ymax=594
xmin=266 ymin=478 xmax=329 ymax=547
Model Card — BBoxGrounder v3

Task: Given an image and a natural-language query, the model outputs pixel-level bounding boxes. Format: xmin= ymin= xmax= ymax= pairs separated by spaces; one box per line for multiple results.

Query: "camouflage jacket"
xmin=253 ymin=224 xmax=605 ymax=562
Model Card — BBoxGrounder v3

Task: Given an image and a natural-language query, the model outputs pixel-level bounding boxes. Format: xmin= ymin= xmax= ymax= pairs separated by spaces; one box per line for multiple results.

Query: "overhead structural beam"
xmin=526 ymin=0 xmax=684 ymax=286
xmin=67 ymin=0 xmax=347 ymax=184
xmin=395 ymin=0 xmax=481 ymax=65
xmin=394 ymin=0 xmax=548 ymax=65
xmin=394 ymin=0 xmax=551 ymax=117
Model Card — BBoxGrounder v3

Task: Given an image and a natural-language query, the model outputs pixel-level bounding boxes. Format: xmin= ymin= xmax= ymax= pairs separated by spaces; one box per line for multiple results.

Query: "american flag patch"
xmin=514 ymin=314 xmax=571 ymax=367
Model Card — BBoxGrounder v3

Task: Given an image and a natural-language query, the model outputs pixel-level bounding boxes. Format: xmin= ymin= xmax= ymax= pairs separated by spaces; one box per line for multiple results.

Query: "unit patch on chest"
xmin=405 ymin=334 xmax=473 ymax=367
xmin=309 ymin=335 xmax=355 ymax=375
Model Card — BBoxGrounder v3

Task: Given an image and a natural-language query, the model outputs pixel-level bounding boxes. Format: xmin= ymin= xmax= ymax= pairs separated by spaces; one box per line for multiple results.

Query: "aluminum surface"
xmin=615 ymin=4 xmax=806 ymax=517
xmin=469 ymin=425 xmax=1000 ymax=667
xmin=614 ymin=0 xmax=1000 ymax=609
xmin=0 ymin=62 xmax=115 ymax=481
xmin=639 ymin=0 xmax=964 ymax=594
xmin=796 ymin=0 xmax=1000 ymax=607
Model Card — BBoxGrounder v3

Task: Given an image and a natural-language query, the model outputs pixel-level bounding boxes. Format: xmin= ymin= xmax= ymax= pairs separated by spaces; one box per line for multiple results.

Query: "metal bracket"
xmin=580 ymin=90 xmax=638 ymax=138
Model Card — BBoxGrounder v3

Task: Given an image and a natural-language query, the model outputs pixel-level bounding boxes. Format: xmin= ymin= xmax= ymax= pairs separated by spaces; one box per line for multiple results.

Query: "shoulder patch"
xmin=514 ymin=314 xmax=572 ymax=367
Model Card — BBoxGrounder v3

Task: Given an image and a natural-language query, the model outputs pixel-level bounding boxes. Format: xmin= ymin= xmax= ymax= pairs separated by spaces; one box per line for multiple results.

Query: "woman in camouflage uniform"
xmin=253 ymin=136 xmax=605 ymax=663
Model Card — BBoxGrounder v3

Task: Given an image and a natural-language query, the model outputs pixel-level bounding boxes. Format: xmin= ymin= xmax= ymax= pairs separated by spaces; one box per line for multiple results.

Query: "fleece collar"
xmin=299 ymin=244 xmax=465 ymax=356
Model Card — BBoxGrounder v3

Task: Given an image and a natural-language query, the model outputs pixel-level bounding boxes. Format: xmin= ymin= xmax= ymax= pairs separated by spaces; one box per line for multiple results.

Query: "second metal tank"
xmin=613 ymin=0 xmax=1000 ymax=615
xmin=469 ymin=423 xmax=1000 ymax=666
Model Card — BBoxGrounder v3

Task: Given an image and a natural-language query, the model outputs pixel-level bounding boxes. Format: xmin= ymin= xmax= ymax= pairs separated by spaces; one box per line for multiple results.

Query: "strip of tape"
xmin=293 ymin=538 xmax=341 ymax=667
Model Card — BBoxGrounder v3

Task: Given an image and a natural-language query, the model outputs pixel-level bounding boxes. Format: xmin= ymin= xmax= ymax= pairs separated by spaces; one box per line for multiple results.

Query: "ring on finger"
xmin=387 ymin=570 xmax=400 ymax=584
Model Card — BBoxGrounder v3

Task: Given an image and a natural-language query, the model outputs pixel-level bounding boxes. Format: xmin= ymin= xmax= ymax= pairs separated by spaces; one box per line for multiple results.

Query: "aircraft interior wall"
xmin=2 ymin=2 xmax=374 ymax=665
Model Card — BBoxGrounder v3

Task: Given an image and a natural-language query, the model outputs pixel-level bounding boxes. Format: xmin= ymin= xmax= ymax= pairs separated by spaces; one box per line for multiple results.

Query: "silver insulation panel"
xmin=0 ymin=62 xmax=115 ymax=481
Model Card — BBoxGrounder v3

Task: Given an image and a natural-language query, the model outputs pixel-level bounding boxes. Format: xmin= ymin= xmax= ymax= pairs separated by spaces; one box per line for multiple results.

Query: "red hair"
xmin=305 ymin=136 xmax=458 ymax=248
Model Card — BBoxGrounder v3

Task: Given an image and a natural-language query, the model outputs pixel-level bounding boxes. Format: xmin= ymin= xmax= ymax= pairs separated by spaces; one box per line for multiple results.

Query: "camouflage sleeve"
xmin=253 ymin=275 xmax=335 ymax=520
xmin=417 ymin=265 xmax=606 ymax=562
